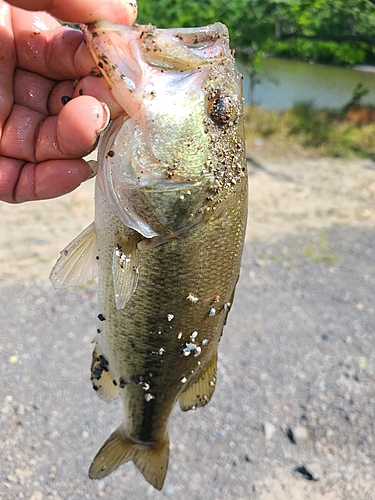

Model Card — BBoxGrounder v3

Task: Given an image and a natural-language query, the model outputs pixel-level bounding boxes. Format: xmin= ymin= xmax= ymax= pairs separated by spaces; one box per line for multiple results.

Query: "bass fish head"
xmin=83 ymin=22 xmax=245 ymax=239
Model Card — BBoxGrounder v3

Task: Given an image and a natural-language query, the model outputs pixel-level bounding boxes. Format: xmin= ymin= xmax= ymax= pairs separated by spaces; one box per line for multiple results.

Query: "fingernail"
xmin=125 ymin=0 xmax=138 ymax=16
xmin=87 ymin=160 xmax=98 ymax=179
xmin=96 ymin=102 xmax=111 ymax=134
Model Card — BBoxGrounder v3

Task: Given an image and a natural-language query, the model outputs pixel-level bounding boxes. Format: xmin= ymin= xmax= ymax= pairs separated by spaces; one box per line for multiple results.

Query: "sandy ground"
xmin=0 ymin=152 xmax=375 ymax=499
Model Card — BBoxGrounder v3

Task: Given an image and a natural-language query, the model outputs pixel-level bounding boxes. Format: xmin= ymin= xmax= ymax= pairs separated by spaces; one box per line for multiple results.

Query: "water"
xmin=241 ymin=57 xmax=375 ymax=110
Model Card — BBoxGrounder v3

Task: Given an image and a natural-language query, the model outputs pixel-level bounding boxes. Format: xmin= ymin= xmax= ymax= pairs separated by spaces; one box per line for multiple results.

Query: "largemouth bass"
xmin=51 ymin=20 xmax=247 ymax=490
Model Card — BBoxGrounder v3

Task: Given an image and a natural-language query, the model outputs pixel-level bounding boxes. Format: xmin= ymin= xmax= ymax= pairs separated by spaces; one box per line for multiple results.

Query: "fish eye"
xmin=207 ymin=93 xmax=234 ymax=125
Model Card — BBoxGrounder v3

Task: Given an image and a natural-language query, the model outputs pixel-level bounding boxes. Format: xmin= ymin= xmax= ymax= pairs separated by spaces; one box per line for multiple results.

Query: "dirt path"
xmin=1 ymin=153 xmax=375 ymax=499
xmin=245 ymin=153 xmax=375 ymax=243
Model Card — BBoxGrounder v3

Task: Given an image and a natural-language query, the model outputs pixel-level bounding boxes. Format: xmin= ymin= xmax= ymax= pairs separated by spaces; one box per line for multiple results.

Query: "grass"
xmin=301 ymin=230 xmax=338 ymax=266
xmin=244 ymin=102 xmax=375 ymax=158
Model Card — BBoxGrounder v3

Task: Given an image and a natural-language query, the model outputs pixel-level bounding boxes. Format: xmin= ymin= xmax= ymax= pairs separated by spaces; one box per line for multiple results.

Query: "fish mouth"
xmin=82 ymin=21 xmax=230 ymax=116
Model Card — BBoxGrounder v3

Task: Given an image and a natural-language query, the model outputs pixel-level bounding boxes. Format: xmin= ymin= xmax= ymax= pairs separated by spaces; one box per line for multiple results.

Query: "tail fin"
xmin=89 ymin=425 xmax=169 ymax=490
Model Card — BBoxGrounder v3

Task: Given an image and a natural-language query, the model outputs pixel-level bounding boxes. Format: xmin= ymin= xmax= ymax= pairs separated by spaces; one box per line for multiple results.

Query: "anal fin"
xmin=91 ymin=344 xmax=119 ymax=404
xmin=89 ymin=424 xmax=169 ymax=490
xmin=179 ymin=351 xmax=217 ymax=411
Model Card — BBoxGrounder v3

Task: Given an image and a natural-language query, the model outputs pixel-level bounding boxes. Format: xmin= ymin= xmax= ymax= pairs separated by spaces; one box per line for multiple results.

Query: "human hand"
xmin=0 ymin=0 xmax=137 ymax=203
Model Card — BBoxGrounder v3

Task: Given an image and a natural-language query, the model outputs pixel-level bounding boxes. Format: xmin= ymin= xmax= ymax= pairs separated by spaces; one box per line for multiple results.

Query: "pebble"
xmin=342 ymin=466 xmax=355 ymax=481
xmin=29 ymin=493 xmax=43 ymax=500
xmin=295 ymin=465 xmax=314 ymax=481
xmin=290 ymin=425 xmax=308 ymax=445
xmin=16 ymin=403 xmax=25 ymax=416
xmin=166 ymin=484 xmax=175 ymax=495
xmin=264 ymin=421 xmax=276 ymax=440
xmin=306 ymin=462 xmax=323 ymax=480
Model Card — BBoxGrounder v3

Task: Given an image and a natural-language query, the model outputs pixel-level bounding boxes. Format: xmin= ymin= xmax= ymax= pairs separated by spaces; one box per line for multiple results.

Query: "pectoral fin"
xmin=91 ymin=344 xmax=119 ymax=404
xmin=89 ymin=424 xmax=169 ymax=490
xmin=179 ymin=351 xmax=217 ymax=411
xmin=50 ymin=222 xmax=98 ymax=289
xmin=112 ymin=233 xmax=140 ymax=310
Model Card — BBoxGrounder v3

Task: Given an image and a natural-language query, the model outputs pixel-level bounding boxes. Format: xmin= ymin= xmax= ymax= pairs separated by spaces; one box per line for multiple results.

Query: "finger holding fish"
xmin=0 ymin=0 xmax=137 ymax=203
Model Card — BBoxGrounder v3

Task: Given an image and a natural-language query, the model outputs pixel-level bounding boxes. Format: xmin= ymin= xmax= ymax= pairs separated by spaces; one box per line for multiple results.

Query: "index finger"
xmin=5 ymin=0 xmax=137 ymax=24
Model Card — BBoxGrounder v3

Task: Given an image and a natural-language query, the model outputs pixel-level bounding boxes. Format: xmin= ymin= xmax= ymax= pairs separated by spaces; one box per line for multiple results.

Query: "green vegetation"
xmin=137 ymin=0 xmax=375 ymax=70
xmin=301 ymin=230 xmax=339 ymax=266
xmin=245 ymin=103 xmax=375 ymax=158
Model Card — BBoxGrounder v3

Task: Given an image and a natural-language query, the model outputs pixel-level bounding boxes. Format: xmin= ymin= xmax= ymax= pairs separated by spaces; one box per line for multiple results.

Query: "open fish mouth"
xmin=82 ymin=22 xmax=231 ymax=116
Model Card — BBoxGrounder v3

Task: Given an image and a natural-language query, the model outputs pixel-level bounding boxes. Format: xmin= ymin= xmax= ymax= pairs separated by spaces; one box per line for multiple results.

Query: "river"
xmin=241 ymin=57 xmax=375 ymax=110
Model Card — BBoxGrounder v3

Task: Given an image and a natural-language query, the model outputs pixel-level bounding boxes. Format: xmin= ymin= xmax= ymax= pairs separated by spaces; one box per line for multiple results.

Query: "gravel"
xmin=1 ymin=223 xmax=375 ymax=499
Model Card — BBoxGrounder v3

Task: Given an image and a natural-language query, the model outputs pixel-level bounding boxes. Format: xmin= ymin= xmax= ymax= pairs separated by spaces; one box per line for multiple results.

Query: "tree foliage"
xmin=136 ymin=0 xmax=375 ymax=66
xmin=274 ymin=0 xmax=375 ymax=65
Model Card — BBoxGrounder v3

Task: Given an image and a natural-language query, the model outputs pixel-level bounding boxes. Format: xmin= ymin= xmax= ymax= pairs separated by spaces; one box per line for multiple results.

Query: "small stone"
xmin=342 ymin=466 xmax=355 ymax=481
xmin=263 ymin=421 xmax=276 ymax=440
xmin=97 ymin=480 xmax=105 ymax=490
xmin=16 ymin=403 xmax=25 ymax=416
xmin=290 ymin=426 xmax=308 ymax=445
xmin=29 ymin=493 xmax=43 ymax=500
xmin=166 ymin=484 xmax=175 ymax=495
xmin=186 ymin=294 xmax=198 ymax=303
xmin=306 ymin=462 xmax=323 ymax=480
xmin=295 ymin=466 xmax=314 ymax=481
xmin=318 ymin=380 xmax=326 ymax=391
xmin=15 ymin=468 xmax=32 ymax=480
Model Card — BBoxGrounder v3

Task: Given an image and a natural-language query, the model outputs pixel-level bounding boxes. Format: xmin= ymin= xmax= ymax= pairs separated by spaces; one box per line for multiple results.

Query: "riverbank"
xmin=245 ymin=104 xmax=375 ymax=158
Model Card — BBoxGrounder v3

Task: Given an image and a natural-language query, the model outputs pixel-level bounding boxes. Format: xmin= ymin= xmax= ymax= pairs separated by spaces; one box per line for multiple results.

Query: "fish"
xmin=50 ymin=20 xmax=247 ymax=490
